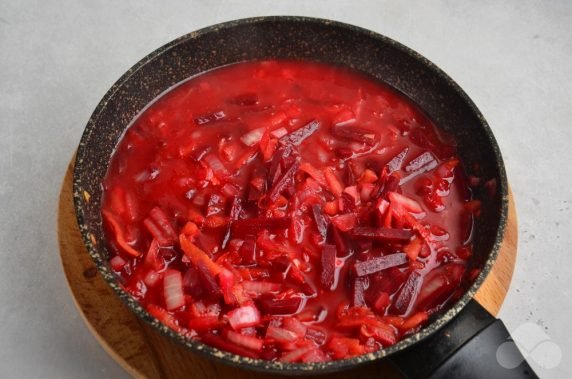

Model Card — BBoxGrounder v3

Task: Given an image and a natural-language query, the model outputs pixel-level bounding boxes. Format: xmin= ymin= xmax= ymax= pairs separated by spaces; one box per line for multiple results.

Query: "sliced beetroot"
xmin=392 ymin=271 xmax=423 ymax=315
xmin=405 ymin=151 xmax=437 ymax=172
xmin=267 ymin=146 xmax=288 ymax=187
xmin=350 ymin=227 xmax=413 ymax=242
xmin=371 ymin=170 xmax=400 ymax=202
xmin=279 ymin=119 xmax=320 ymax=146
xmin=231 ymin=217 xmax=291 ymax=237
xmin=268 ymin=160 xmax=300 ymax=201
xmin=386 ymin=147 xmax=409 ymax=172
xmin=329 ymin=224 xmax=355 ymax=258
xmin=400 ymin=152 xmax=439 ymax=184
xmin=183 ymin=266 xmax=204 ymax=298
xmin=352 ymin=277 xmax=368 ymax=307
xmin=312 ymin=204 xmax=329 ymax=240
xmin=331 ymin=124 xmax=377 ymax=146
xmin=197 ymin=262 xmax=222 ymax=298
xmin=353 ymin=253 xmax=408 ymax=277
xmin=320 ymin=244 xmax=337 ymax=290
xmin=228 ymin=196 xmax=243 ymax=220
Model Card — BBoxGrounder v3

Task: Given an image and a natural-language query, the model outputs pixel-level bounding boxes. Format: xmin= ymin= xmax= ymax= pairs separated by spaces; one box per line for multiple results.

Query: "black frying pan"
xmin=72 ymin=16 xmax=536 ymax=378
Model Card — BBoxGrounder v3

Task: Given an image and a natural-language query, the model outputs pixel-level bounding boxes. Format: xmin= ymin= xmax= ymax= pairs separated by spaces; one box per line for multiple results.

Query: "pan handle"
xmin=390 ymin=299 xmax=538 ymax=379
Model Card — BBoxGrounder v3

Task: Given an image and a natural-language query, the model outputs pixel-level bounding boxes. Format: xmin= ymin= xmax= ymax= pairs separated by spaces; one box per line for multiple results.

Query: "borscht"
xmin=101 ymin=60 xmax=479 ymax=362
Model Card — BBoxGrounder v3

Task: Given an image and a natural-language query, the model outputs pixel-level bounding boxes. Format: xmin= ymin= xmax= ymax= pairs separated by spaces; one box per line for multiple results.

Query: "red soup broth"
xmin=101 ymin=60 xmax=479 ymax=362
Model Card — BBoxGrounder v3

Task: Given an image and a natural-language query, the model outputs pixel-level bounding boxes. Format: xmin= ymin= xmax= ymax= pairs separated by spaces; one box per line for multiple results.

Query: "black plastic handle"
xmin=391 ymin=299 xmax=538 ymax=379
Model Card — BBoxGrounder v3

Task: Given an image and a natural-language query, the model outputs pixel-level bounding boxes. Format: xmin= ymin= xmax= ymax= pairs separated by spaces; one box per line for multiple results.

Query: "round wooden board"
xmin=58 ymin=160 xmax=517 ymax=379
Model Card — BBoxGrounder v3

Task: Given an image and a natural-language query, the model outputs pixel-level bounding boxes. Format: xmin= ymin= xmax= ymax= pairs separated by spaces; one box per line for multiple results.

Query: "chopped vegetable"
xmin=227 ymin=304 xmax=261 ymax=330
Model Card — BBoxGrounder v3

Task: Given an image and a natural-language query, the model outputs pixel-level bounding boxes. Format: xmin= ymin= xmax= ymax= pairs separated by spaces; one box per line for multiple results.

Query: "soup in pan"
xmin=101 ymin=60 xmax=479 ymax=362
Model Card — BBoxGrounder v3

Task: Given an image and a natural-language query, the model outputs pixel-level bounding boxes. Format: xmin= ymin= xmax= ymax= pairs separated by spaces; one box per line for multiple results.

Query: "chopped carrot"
xmin=179 ymin=234 xmax=222 ymax=276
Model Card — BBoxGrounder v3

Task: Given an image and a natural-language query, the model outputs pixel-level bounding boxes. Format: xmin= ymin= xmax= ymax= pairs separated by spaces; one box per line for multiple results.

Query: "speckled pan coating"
xmin=73 ymin=16 xmax=508 ymax=375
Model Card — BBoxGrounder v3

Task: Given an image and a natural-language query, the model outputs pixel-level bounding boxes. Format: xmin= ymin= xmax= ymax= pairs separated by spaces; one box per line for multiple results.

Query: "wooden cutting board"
xmin=57 ymin=160 xmax=518 ymax=379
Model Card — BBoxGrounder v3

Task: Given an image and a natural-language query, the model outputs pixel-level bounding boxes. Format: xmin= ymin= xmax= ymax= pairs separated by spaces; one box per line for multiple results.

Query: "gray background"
xmin=1 ymin=0 xmax=570 ymax=378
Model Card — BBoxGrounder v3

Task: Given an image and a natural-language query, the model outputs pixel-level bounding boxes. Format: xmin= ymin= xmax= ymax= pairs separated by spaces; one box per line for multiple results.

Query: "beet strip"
xmin=392 ymin=270 xmax=423 ymax=315
xmin=350 ymin=227 xmax=413 ymax=242
xmin=353 ymin=253 xmax=408 ymax=277
xmin=279 ymin=119 xmax=320 ymax=146
xmin=268 ymin=160 xmax=300 ymax=201
xmin=352 ymin=277 xmax=368 ymax=306
xmin=386 ymin=147 xmax=409 ymax=173
xmin=312 ymin=204 xmax=329 ymax=240
xmin=267 ymin=145 xmax=292 ymax=186
xmin=320 ymin=244 xmax=337 ymax=290
xmin=331 ymin=124 xmax=377 ymax=145
xmin=329 ymin=224 xmax=355 ymax=258
xmin=405 ymin=152 xmax=437 ymax=172
xmin=196 ymin=262 xmax=222 ymax=297
xmin=229 ymin=197 xmax=243 ymax=220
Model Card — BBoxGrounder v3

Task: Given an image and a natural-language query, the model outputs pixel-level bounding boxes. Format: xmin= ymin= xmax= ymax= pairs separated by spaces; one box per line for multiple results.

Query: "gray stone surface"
xmin=0 ymin=0 xmax=570 ymax=378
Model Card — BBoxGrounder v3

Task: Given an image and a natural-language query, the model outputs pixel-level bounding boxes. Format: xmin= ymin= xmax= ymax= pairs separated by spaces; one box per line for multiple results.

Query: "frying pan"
xmin=72 ymin=16 xmax=537 ymax=378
